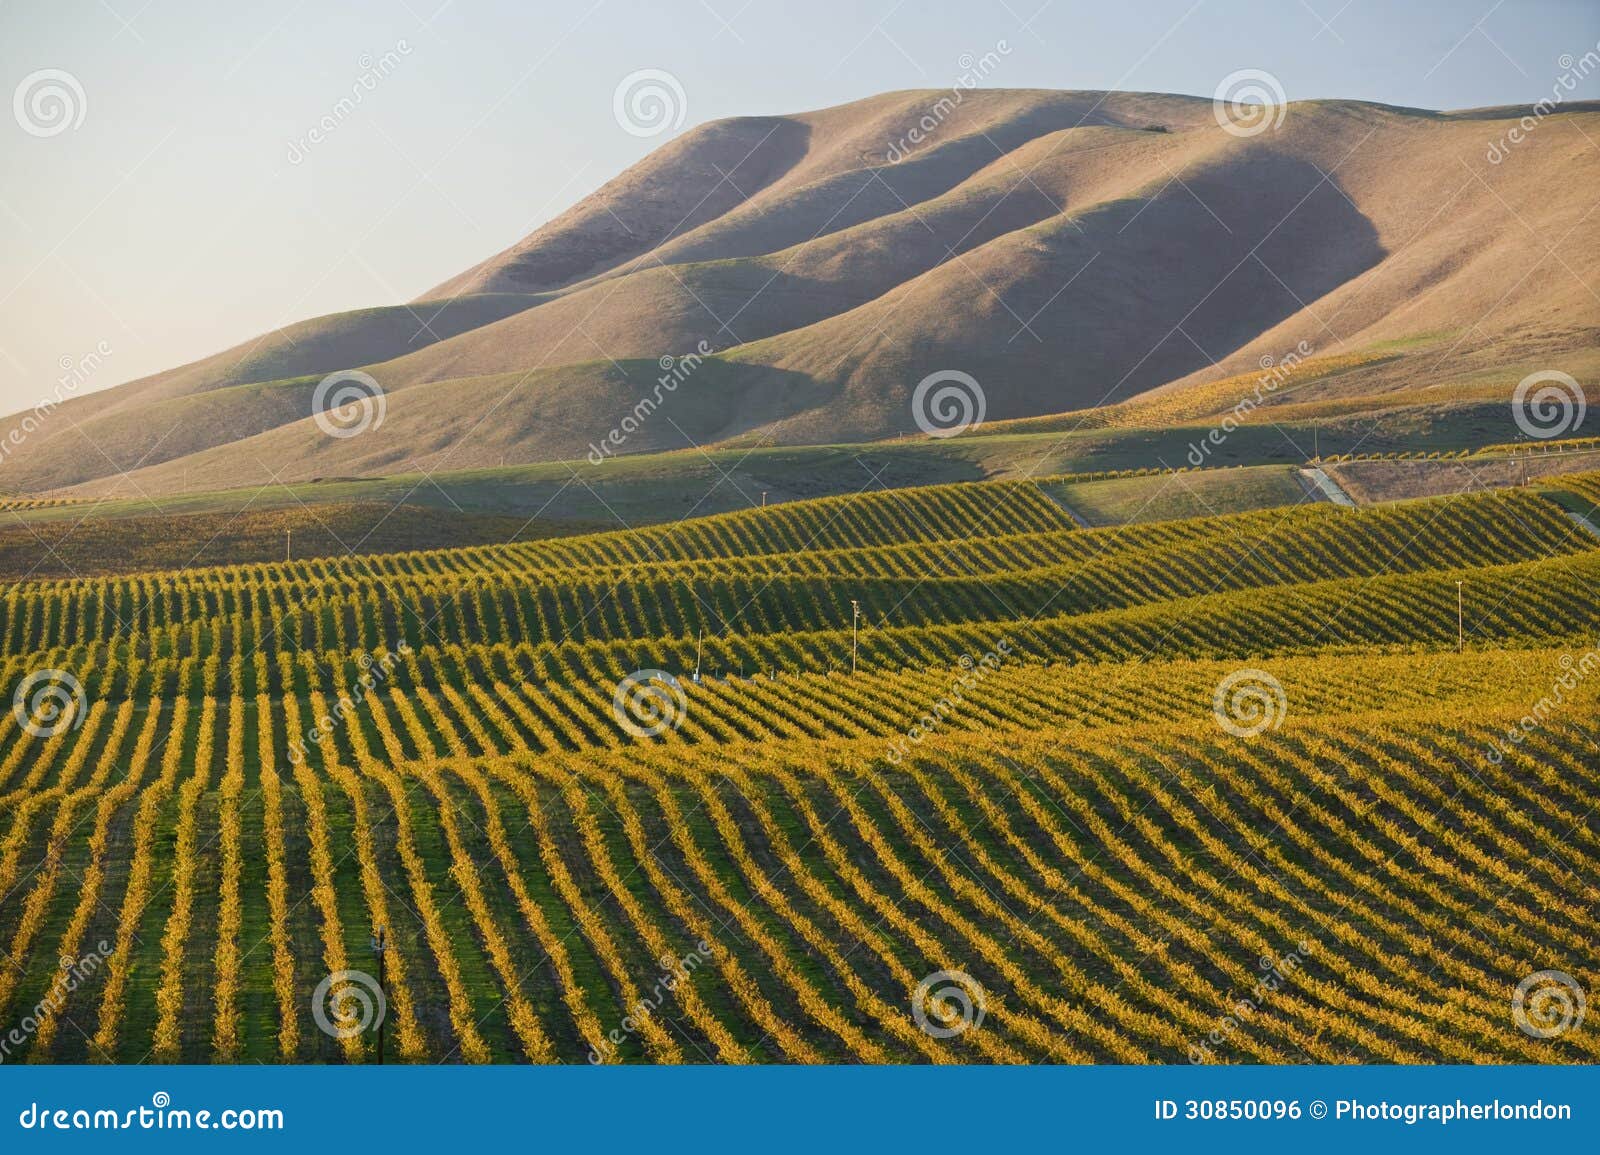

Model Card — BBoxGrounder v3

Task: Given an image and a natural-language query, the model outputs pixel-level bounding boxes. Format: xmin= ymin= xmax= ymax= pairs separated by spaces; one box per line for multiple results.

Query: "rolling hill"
xmin=1 ymin=471 xmax=1594 ymax=1062
xmin=2 ymin=89 xmax=1594 ymax=501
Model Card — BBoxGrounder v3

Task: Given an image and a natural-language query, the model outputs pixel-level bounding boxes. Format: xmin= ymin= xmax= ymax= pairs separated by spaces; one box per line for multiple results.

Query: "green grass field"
xmin=1042 ymin=465 xmax=1313 ymax=525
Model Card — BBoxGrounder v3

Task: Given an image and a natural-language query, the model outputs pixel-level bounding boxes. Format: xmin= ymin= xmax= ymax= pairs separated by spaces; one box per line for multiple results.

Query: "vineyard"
xmin=0 ymin=472 xmax=1595 ymax=1063
xmin=1551 ymin=468 xmax=1600 ymax=516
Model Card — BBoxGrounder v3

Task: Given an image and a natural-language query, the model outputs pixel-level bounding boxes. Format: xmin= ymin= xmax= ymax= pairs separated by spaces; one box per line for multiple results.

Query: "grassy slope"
xmin=11 ymin=396 xmax=1597 ymax=581
xmin=5 ymin=95 xmax=1595 ymax=498
xmin=1328 ymin=447 xmax=1600 ymax=504
xmin=1044 ymin=465 xmax=1312 ymax=526
xmin=0 ymin=294 xmax=548 ymax=493
xmin=0 ymin=503 xmax=600 ymax=581
xmin=33 ymin=399 xmax=1581 ymax=511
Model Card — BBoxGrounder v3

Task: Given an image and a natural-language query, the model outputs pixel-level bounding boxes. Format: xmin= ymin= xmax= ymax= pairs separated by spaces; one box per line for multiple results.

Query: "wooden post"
xmin=850 ymin=599 xmax=860 ymax=674
xmin=371 ymin=926 xmax=387 ymax=1065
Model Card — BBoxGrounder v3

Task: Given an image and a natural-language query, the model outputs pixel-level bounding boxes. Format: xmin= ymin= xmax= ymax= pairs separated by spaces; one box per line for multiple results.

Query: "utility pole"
xmin=850 ymin=599 xmax=861 ymax=674
xmin=694 ymin=627 xmax=703 ymax=683
xmin=1456 ymin=580 xmax=1464 ymax=653
xmin=761 ymin=491 xmax=768 ymax=507
xmin=285 ymin=529 xmax=291 ymax=562
xmin=1312 ymin=425 xmax=1319 ymax=462
xmin=370 ymin=926 xmax=387 ymax=1065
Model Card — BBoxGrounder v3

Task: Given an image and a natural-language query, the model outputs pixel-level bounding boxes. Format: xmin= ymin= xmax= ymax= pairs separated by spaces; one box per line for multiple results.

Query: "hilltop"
xmin=1 ymin=89 xmax=1594 ymax=499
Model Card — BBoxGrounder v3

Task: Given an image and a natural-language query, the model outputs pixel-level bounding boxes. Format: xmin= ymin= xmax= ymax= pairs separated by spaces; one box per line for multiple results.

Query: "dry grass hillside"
xmin=3 ymin=89 xmax=1593 ymax=499
xmin=0 ymin=293 xmax=542 ymax=492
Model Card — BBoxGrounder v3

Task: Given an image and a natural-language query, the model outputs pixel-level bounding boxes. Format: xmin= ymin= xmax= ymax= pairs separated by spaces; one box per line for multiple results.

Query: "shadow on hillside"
xmin=875 ymin=148 xmax=1387 ymax=422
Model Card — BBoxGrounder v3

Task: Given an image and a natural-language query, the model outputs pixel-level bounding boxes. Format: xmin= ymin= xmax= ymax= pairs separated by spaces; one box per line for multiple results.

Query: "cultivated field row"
xmin=0 ymin=489 xmax=1590 ymax=662
xmin=1 ymin=477 xmax=1082 ymax=598
xmin=0 ymin=683 xmax=1592 ymax=1064
xmin=0 ymin=539 xmax=1593 ymax=709
xmin=4 ymin=482 xmax=1578 ymax=612
xmin=0 ymin=645 xmax=1589 ymax=783
xmin=1 ymin=471 xmax=1593 ymax=1067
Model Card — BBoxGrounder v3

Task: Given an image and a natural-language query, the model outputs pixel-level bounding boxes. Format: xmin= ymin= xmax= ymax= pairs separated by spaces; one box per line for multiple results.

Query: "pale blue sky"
xmin=1 ymin=0 xmax=1596 ymax=412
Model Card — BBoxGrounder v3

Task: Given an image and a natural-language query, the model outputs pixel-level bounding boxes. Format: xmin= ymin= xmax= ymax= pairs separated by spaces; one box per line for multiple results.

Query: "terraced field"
xmin=0 ymin=474 xmax=1595 ymax=1063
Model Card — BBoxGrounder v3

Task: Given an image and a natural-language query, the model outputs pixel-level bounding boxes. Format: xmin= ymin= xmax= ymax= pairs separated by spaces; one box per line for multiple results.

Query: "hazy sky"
xmin=1 ymin=0 xmax=1596 ymax=413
